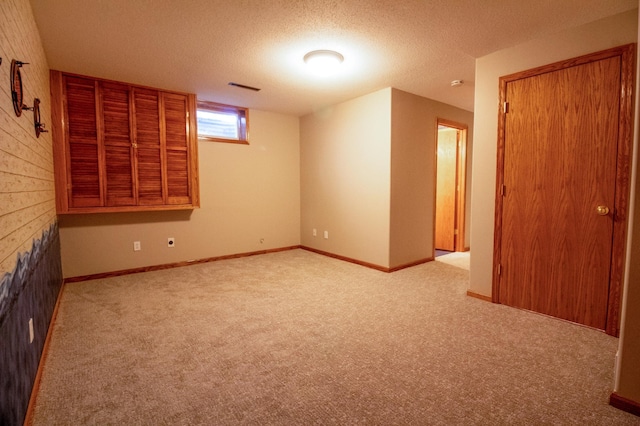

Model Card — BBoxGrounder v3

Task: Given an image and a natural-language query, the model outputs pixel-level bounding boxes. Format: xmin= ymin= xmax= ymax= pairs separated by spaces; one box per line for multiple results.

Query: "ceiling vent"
xmin=228 ymin=82 xmax=261 ymax=92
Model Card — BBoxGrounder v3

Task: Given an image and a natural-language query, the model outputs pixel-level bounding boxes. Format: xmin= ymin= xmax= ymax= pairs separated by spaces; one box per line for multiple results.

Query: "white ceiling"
xmin=29 ymin=0 xmax=637 ymax=117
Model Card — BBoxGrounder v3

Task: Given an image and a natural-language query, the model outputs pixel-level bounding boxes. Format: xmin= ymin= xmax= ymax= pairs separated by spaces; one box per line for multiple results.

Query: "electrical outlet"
xmin=313 ymin=228 xmax=317 ymax=237
xmin=29 ymin=318 xmax=34 ymax=343
xmin=324 ymin=231 xmax=329 ymax=239
xmin=168 ymin=237 xmax=175 ymax=248
xmin=133 ymin=241 xmax=141 ymax=251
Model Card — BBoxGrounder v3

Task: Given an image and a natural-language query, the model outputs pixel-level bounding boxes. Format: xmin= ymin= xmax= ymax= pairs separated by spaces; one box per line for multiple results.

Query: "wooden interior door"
xmin=494 ymin=45 xmax=635 ymax=335
xmin=435 ymin=128 xmax=458 ymax=251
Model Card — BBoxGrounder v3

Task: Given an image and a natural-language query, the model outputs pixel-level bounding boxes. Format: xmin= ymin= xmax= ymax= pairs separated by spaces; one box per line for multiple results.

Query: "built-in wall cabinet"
xmin=50 ymin=71 xmax=200 ymax=214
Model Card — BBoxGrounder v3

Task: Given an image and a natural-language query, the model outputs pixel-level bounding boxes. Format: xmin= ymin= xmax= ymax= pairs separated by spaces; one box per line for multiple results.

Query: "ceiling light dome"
xmin=304 ymin=50 xmax=344 ymax=75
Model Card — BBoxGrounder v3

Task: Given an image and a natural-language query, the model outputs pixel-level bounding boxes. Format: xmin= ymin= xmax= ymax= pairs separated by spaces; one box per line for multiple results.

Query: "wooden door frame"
xmin=492 ymin=44 xmax=636 ymax=336
xmin=435 ymin=118 xmax=468 ymax=252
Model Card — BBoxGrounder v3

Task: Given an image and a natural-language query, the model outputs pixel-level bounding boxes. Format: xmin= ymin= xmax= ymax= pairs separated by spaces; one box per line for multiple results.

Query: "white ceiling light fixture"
xmin=303 ymin=50 xmax=344 ymax=75
xmin=451 ymin=79 xmax=464 ymax=87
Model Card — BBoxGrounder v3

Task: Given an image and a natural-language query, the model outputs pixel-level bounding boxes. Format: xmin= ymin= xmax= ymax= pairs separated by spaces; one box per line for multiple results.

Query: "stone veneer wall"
xmin=0 ymin=224 xmax=62 ymax=424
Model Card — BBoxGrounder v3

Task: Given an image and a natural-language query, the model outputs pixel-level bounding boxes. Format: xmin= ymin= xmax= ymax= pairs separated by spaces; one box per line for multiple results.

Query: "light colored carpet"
xmin=435 ymin=251 xmax=470 ymax=271
xmin=30 ymin=249 xmax=638 ymax=425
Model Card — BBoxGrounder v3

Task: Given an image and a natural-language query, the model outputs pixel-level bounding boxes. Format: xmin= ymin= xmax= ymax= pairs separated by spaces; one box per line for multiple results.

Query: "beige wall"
xmin=617 ymin=104 xmax=640 ymax=403
xmin=59 ymin=110 xmax=300 ymax=277
xmin=469 ymin=9 xmax=638 ymax=297
xmin=389 ymin=89 xmax=473 ymax=268
xmin=0 ymin=0 xmax=56 ymax=275
xmin=615 ymin=3 xmax=640 ymax=408
xmin=300 ymin=87 xmax=473 ymax=269
xmin=300 ymin=88 xmax=392 ymax=267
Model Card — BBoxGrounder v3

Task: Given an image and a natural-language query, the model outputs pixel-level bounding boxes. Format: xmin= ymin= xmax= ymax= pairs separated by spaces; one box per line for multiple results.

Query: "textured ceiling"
xmin=29 ymin=0 xmax=637 ymax=116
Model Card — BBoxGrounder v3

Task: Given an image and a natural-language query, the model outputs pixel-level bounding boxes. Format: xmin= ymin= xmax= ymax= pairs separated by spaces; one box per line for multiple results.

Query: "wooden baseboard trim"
xmin=466 ymin=290 xmax=492 ymax=302
xmin=301 ymin=246 xmax=390 ymax=272
xmin=23 ymin=279 xmax=66 ymax=426
xmin=610 ymin=392 xmax=640 ymax=417
xmin=300 ymin=247 xmax=432 ymax=273
xmin=64 ymin=246 xmax=301 ymax=283
xmin=388 ymin=257 xmax=433 ymax=272
xmin=66 ymin=246 xmax=435 ymax=283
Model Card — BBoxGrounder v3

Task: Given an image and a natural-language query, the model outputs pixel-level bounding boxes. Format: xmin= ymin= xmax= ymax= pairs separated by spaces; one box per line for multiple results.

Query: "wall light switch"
xmin=313 ymin=228 xmax=317 ymax=237
xmin=323 ymin=231 xmax=329 ymax=239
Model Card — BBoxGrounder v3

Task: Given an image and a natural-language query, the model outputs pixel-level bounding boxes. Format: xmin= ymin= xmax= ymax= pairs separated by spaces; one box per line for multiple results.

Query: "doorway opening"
xmin=435 ymin=119 xmax=468 ymax=255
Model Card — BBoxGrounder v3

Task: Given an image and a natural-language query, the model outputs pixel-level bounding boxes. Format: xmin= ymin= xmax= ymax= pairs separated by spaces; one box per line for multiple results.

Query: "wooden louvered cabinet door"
xmin=51 ymin=70 xmax=199 ymax=214
xmin=101 ymin=82 xmax=136 ymax=206
xmin=63 ymin=76 xmax=102 ymax=208
xmin=133 ymin=88 xmax=164 ymax=206
xmin=163 ymin=92 xmax=192 ymax=205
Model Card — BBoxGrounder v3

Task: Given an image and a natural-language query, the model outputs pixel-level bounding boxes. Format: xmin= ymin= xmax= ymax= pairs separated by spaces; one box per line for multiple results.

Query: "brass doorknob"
xmin=596 ymin=205 xmax=610 ymax=216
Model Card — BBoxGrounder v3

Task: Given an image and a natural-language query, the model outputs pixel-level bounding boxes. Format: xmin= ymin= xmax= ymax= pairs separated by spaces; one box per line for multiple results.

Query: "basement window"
xmin=197 ymin=100 xmax=249 ymax=144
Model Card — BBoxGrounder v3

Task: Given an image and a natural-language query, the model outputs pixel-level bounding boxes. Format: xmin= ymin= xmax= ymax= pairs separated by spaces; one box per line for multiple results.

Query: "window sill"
xmin=198 ymin=136 xmax=249 ymax=145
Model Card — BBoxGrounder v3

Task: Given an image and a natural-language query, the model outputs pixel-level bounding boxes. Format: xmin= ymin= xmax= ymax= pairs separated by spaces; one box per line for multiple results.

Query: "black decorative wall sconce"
xmin=33 ymin=98 xmax=47 ymax=138
xmin=21 ymin=98 xmax=48 ymax=137
xmin=11 ymin=60 xmax=29 ymax=117
xmin=9 ymin=59 xmax=47 ymax=137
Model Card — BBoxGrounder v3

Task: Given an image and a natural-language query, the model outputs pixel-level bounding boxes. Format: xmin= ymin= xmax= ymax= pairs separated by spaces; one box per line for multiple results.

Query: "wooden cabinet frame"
xmin=51 ymin=71 xmax=200 ymax=214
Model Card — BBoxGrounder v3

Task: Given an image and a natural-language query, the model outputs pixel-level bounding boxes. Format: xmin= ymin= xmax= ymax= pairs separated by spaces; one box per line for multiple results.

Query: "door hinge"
xmin=497 ymin=264 xmax=502 ymax=275
xmin=503 ymin=102 xmax=509 ymax=113
xmin=500 ymin=184 xmax=506 ymax=196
